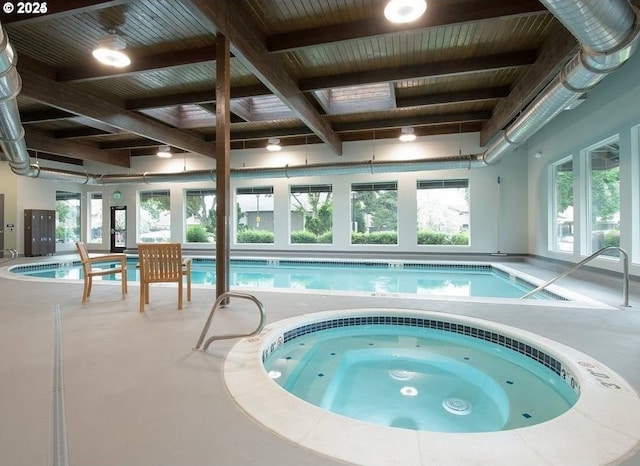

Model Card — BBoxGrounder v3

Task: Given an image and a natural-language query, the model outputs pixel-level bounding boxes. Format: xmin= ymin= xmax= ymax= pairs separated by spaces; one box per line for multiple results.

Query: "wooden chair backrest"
xmin=76 ymin=241 xmax=91 ymax=272
xmin=138 ymin=243 xmax=183 ymax=283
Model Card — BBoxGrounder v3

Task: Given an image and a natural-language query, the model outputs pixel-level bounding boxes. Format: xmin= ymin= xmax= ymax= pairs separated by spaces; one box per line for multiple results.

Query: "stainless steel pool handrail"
xmin=194 ymin=291 xmax=266 ymax=351
xmin=521 ymin=247 xmax=630 ymax=307
xmin=0 ymin=248 xmax=18 ymax=264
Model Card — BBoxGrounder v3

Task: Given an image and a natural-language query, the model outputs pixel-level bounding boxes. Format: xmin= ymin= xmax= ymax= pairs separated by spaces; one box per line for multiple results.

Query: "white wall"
xmin=525 ymin=47 xmax=640 ymax=276
xmin=3 ymin=128 xmax=529 ymax=256
xmin=0 ymin=163 xmax=18 ymax=250
xmin=1 ymin=160 xmax=83 ymax=254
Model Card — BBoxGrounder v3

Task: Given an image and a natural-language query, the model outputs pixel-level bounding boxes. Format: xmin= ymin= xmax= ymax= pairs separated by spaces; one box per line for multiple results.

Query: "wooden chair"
xmin=76 ymin=241 xmax=128 ymax=304
xmin=137 ymin=243 xmax=192 ymax=312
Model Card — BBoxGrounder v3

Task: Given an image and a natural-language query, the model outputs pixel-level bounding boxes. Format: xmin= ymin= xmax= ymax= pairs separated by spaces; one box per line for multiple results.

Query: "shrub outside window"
xmin=88 ymin=192 xmax=103 ymax=243
xmin=290 ymin=184 xmax=333 ymax=244
xmin=350 ymin=181 xmax=398 ymax=245
xmin=236 ymin=186 xmax=274 ymax=243
xmin=550 ymin=157 xmax=574 ymax=252
xmin=588 ymin=140 xmax=620 ymax=257
xmin=56 ymin=191 xmax=81 ymax=243
xmin=139 ymin=190 xmax=171 ymax=243
xmin=416 ymin=179 xmax=469 ymax=245
xmin=185 ymin=189 xmax=216 ymax=243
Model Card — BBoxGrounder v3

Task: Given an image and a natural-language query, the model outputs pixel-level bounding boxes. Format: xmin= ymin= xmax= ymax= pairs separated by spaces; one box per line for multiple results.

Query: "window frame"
xmin=416 ymin=178 xmax=470 ymax=246
xmin=548 ymin=156 xmax=574 ymax=254
xmin=350 ymin=181 xmax=398 ymax=245
xmin=55 ymin=190 xmax=82 ymax=244
xmin=87 ymin=192 xmax=103 ymax=244
xmin=184 ymin=188 xmax=217 ymax=244
xmin=138 ymin=189 xmax=171 ymax=243
xmin=235 ymin=186 xmax=275 ymax=244
xmin=585 ymin=136 xmax=620 ymax=258
xmin=289 ymin=184 xmax=333 ymax=244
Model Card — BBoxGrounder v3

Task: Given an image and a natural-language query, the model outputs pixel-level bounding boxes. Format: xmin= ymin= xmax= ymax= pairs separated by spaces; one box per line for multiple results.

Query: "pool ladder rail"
xmin=194 ymin=291 xmax=266 ymax=351
xmin=0 ymin=248 xmax=18 ymax=264
xmin=521 ymin=246 xmax=630 ymax=307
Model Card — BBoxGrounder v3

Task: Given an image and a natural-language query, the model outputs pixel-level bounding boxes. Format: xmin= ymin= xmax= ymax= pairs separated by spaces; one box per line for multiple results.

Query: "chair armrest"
xmin=86 ymin=254 xmax=127 ymax=265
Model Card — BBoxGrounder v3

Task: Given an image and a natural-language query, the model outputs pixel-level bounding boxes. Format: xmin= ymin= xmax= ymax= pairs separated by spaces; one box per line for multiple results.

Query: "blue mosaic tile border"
xmin=11 ymin=260 xmax=82 ymax=272
xmin=277 ymin=316 xmax=564 ymax=378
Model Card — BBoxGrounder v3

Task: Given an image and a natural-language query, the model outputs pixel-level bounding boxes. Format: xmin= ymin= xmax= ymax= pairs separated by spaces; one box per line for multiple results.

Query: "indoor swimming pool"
xmin=9 ymin=258 xmax=563 ymax=300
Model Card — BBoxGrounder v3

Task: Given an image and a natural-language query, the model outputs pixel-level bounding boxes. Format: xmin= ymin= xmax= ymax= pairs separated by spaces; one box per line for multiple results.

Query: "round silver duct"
xmin=482 ymin=0 xmax=640 ymax=165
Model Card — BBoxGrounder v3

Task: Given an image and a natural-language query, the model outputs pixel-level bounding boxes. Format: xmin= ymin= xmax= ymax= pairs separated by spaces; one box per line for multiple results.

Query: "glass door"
xmin=110 ymin=206 xmax=127 ymax=253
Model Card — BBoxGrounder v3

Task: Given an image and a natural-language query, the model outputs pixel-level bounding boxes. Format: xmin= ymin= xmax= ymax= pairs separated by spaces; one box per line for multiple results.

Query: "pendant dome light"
xmin=156 ymin=146 xmax=172 ymax=158
xmin=384 ymin=0 xmax=427 ymax=23
xmin=266 ymin=138 xmax=282 ymax=151
xmin=399 ymin=126 xmax=416 ymax=142
xmin=92 ymin=34 xmax=131 ymax=68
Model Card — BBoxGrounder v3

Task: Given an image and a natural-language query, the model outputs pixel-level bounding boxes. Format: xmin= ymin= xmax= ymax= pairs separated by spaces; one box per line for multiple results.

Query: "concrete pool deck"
xmin=0 ymin=254 xmax=639 ymax=465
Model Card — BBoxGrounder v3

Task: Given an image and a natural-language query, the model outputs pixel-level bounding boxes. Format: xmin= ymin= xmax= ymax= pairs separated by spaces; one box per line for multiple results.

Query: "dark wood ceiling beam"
xmin=56 ymin=46 xmax=217 ymax=82
xmin=228 ymin=113 xmax=488 ymax=142
xmin=18 ymin=66 xmax=216 ymax=157
xmin=267 ymin=0 xmax=547 ymax=52
xmin=198 ymin=103 xmax=247 ymax=123
xmin=99 ymin=139 xmax=163 ymax=150
xmin=126 ymin=90 xmax=216 ymax=111
xmin=0 ymin=0 xmax=132 ymax=25
xmin=25 ymin=130 xmax=130 ymax=167
xmin=125 ymin=84 xmax=270 ymax=110
xmin=54 ymin=128 xmax=111 ymax=139
xmin=480 ymin=24 xmax=579 ymax=146
xmin=332 ymin=111 xmax=491 ymax=132
xmin=182 ymin=0 xmax=342 ymax=156
xmin=27 ymin=150 xmax=85 ymax=166
xmin=229 ymin=122 xmax=483 ymax=149
xmin=396 ymin=86 xmax=511 ymax=108
xmin=20 ymin=109 xmax=76 ymax=123
xmin=130 ymin=148 xmax=188 ymax=157
xmin=229 ymin=126 xmax=312 ymax=142
xmin=300 ymin=50 xmax=537 ymax=91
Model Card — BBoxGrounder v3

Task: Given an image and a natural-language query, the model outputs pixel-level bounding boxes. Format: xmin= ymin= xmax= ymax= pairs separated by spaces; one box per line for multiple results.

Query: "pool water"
xmin=12 ymin=259 xmax=558 ymax=299
xmin=264 ymin=325 xmax=578 ymax=432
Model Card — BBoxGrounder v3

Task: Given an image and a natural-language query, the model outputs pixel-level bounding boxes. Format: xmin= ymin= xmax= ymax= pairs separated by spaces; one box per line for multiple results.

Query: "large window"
xmin=185 ymin=189 xmax=216 ymax=243
xmin=416 ymin=179 xmax=469 ymax=245
xmin=87 ymin=192 xmax=103 ymax=243
xmin=139 ymin=190 xmax=171 ymax=243
xmin=236 ymin=186 xmax=274 ymax=244
xmin=551 ymin=157 xmax=574 ymax=252
xmin=55 ymin=191 xmax=81 ymax=243
xmin=290 ymin=184 xmax=333 ymax=244
xmin=350 ymin=181 xmax=397 ymax=245
xmin=588 ymin=139 xmax=620 ymax=256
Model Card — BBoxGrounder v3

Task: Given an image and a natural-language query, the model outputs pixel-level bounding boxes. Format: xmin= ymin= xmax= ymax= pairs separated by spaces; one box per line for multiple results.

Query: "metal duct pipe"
xmin=482 ymin=0 xmax=640 ymax=165
xmin=0 ymin=22 xmax=36 ymax=177
xmin=37 ymin=157 xmax=483 ymax=184
xmin=25 ymin=154 xmax=484 ymax=185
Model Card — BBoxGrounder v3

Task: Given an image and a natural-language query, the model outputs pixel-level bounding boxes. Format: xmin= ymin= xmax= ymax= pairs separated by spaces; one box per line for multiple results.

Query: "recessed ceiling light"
xmin=384 ymin=0 xmax=427 ymax=24
xmin=266 ymin=138 xmax=282 ymax=151
xmin=399 ymin=126 xmax=416 ymax=142
xmin=92 ymin=34 xmax=131 ymax=68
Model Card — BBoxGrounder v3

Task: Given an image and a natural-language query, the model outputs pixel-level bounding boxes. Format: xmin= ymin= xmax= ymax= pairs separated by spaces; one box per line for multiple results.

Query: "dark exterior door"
xmin=110 ymin=206 xmax=127 ymax=253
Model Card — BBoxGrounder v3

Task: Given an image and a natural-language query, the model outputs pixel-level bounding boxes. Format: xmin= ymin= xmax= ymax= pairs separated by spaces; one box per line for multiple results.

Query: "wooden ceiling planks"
xmin=0 ymin=0 xmax=572 ymax=165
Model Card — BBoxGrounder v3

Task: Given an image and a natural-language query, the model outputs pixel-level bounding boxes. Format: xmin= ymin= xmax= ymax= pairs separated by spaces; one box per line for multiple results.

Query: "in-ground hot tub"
xmin=224 ymin=309 xmax=640 ymax=466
